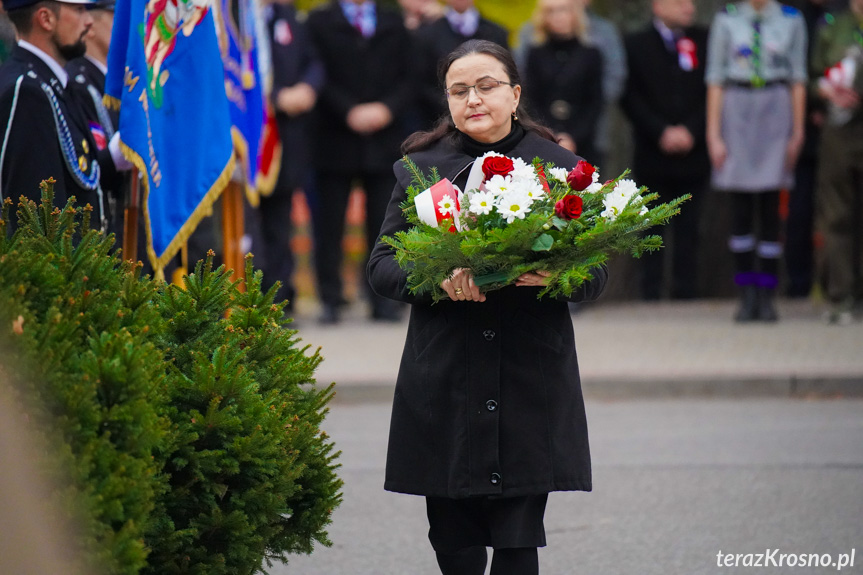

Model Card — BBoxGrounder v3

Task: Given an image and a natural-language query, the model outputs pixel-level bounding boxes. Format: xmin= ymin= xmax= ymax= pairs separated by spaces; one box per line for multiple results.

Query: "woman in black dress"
xmin=368 ymin=40 xmax=607 ymax=575
xmin=523 ymin=0 xmax=604 ymax=164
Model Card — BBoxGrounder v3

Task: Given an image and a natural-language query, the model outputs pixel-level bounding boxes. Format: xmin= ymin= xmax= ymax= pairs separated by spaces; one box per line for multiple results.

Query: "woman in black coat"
xmin=523 ymin=0 xmax=604 ymax=165
xmin=367 ymin=40 xmax=607 ymax=575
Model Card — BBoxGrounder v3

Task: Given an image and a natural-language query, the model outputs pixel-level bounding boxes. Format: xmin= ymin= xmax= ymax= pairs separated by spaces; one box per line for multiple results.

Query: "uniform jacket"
xmin=621 ymin=24 xmax=710 ymax=183
xmin=368 ymin=130 xmax=607 ymax=498
xmin=525 ymin=37 xmax=604 ymax=165
xmin=67 ymin=56 xmax=118 ymax=139
xmin=413 ymin=16 xmax=510 ymax=127
xmin=306 ymin=2 xmax=412 ymax=173
xmin=268 ymin=3 xmax=325 ymax=190
xmin=0 ymin=45 xmax=117 ymax=231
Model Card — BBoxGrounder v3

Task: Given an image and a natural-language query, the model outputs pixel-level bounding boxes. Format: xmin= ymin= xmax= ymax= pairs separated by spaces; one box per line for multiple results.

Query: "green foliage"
xmin=382 ymin=158 xmax=689 ymax=302
xmin=0 ymin=183 xmax=169 ymax=575
xmin=0 ymin=183 xmax=341 ymax=575
xmin=145 ymin=254 xmax=342 ymax=575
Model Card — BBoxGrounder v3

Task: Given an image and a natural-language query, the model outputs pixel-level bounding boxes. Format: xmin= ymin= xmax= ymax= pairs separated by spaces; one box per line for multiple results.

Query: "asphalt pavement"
xmin=271 ymin=398 xmax=863 ymax=575
xmin=267 ymin=297 xmax=863 ymax=574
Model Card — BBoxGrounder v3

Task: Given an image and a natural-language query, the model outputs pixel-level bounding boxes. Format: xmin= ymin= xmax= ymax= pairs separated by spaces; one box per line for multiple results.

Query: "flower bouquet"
xmin=381 ymin=153 xmax=689 ymax=302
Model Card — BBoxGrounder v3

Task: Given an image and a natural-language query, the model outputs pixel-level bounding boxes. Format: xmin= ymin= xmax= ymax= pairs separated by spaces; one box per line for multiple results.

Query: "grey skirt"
xmin=713 ymin=84 xmax=794 ymax=193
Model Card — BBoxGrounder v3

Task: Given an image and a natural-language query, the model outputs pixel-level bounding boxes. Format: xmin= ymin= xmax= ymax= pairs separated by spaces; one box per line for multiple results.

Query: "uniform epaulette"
xmin=780 ymin=5 xmax=800 ymax=17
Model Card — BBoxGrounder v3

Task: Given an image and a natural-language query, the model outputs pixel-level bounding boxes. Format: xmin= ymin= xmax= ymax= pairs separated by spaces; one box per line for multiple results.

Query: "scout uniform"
xmin=705 ymin=0 xmax=808 ymax=321
xmin=810 ymin=6 xmax=863 ymax=319
xmin=706 ymin=0 xmax=808 ymax=192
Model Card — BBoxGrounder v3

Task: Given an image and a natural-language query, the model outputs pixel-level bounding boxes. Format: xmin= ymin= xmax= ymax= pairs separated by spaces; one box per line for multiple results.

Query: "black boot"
xmin=758 ymin=287 xmax=778 ymax=322
xmin=735 ymin=285 xmax=759 ymax=322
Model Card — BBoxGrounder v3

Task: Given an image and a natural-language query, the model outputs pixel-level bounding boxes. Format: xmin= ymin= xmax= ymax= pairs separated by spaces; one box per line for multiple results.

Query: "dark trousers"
xmin=257 ymin=185 xmax=299 ymax=304
xmin=786 ymin=154 xmax=817 ymax=296
xmin=639 ymin=176 xmax=706 ymax=299
xmin=816 ymin=122 xmax=863 ymax=303
xmin=312 ymin=169 xmax=394 ymax=309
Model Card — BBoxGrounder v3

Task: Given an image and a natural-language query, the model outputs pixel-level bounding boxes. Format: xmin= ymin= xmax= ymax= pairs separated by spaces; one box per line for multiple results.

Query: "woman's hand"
xmin=707 ymin=135 xmax=727 ymax=170
xmin=441 ymin=268 xmax=486 ymax=302
xmin=515 ymin=270 xmax=552 ymax=287
xmin=784 ymin=131 xmax=805 ymax=171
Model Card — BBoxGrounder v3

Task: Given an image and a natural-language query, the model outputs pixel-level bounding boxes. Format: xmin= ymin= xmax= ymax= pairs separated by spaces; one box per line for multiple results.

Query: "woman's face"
xmin=540 ymin=0 xmax=577 ymax=38
xmin=445 ymin=53 xmax=521 ymax=144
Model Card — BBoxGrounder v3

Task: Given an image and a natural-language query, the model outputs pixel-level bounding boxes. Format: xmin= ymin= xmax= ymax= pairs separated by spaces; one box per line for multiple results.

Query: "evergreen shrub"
xmin=0 ymin=183 xmax=342 ymax=575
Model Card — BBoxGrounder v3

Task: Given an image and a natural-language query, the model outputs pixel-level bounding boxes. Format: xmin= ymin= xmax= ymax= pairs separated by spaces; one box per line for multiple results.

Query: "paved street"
xmin=272 ymin=398 xmax=863 ymax=575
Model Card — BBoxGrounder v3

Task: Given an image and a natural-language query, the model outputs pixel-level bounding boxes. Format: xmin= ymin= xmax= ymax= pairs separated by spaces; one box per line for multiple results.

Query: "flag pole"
xmin=222 ymin=180 xmax=246 ymax=290
xmin=123 ymin=167 xmax=140 ymax=262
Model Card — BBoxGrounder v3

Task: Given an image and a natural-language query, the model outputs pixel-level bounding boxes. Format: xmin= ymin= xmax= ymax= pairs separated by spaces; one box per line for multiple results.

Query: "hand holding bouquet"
xmin=381 ymin=153 xmax=689 ymax=302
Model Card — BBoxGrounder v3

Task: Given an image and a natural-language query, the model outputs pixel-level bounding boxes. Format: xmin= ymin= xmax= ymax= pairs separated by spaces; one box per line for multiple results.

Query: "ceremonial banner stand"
xmin=221 ymin=180 xmax=246 ymax=290
xmin=123 ymin=168 xmax=140 ymax=262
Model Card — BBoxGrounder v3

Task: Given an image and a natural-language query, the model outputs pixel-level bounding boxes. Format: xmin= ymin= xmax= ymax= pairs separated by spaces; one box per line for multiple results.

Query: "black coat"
xmin=621 ymin=25 xmax=710 ymax=183
xmin=368 ymin=131 xmax=607 ymax=498
xmin=413 ymin=16 xmax=510 ymax=128
xmin=306 ymin=2 xmax=412 ymax=174
xmin=268 ymin=3 xmax=324 ymax=191
xmin=524 ymin=37 xmax=604 ymax=165
xmin=0 ymin=46 xmax=117 ymax=231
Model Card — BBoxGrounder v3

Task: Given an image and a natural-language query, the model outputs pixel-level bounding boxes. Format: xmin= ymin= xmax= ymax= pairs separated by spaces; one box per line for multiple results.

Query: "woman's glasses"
xmin=445 ymin=79 xmax=515 ymax=100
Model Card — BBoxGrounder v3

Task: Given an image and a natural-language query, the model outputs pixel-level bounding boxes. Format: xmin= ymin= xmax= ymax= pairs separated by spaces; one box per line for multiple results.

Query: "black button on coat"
xmin=368 ymin=131 xmax=607 ymax=499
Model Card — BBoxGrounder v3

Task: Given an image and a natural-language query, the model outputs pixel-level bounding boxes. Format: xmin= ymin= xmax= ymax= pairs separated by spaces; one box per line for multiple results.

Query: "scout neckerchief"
xmin=751 ymin=15 xmax=765 ymax=87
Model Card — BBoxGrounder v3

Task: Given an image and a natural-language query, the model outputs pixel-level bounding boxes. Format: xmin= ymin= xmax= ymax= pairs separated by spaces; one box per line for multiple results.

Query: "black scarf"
xmin=457 ymin=122 xmax=526 ymax=157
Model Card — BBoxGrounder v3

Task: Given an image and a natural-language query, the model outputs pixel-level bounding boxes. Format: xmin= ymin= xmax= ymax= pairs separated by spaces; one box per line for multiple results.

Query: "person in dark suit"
xmin=0 ymin=0 xmax=125 ymax=234
xmin=413 ymin=0 xmax=509 ymax=129
xmin=255 ymin=0 xmax=324 ymax=309
xmin=524 ymin=0 xmax=604 ymax=164
xmin=621 ymin=0 xmax=709 ymax=299
xmin=307 ymin=0 xmax=412 ymax=323
xmin=368 ymin=40 xmax=607 ymax=575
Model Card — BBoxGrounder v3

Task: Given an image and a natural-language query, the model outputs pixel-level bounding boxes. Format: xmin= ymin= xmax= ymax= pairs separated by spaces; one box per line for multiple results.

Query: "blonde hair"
xmin=532 ymin=0 xmax=588 ymax=45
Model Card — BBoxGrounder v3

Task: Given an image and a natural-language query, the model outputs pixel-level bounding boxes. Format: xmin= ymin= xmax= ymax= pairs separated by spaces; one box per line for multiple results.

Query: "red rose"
xmin=566 ymin=160 xmax=596 ymax=191
xmin=482 ymin=156 xmax=514 ymax=180
xmin=555 ymin=195 xmax=583 ymax=220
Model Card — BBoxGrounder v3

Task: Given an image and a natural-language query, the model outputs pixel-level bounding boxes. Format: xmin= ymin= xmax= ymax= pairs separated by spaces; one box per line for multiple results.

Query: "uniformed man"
xmin=0 ymin=0 xmax=126 ymax=234
xmin=810 ymin=0 xmax=863 ymax=323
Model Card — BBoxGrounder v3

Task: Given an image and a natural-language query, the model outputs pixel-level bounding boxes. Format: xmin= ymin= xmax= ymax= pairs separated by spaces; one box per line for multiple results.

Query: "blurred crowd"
xmin=1 ymin=0 xmax=861 ymax=325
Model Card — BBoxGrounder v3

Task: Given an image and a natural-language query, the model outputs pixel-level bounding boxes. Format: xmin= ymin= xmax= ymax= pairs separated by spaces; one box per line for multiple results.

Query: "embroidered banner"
xmin=105 ymin=0 xmax=235 ymax=274
xmin=215 ymin=0 xmax=278 ymax=204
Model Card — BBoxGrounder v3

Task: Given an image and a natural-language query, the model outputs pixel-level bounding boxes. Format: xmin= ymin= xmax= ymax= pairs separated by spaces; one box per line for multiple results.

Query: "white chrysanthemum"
xmin=437 ymin=194 xmax=456 ymax=216
xmin=484 ymin=174 xmax=513 ymax=197
xmin=496 ymin=192 xmax=532 ymax=223
xmin=548 ymin=167 xmax=569 ymax=183
xmin=468 ymin=190 xmax=495 ymax=216
xmin=592 ymin=170 xmax=600 ymax=184
xmin=586 ymin=182 xmax=603 ymax=193
xmin=509 ymin=158 xmax=536 ymax=183
xmin=601 ymin=179 xmax=642 ymax=220
xmin=511 ymin=177 xmax=544 ymax=203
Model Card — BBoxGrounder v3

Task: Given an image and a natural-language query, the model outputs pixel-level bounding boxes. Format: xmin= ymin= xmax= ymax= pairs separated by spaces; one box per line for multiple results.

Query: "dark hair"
xmin=8 ymin=0 xmax=59 ymax=36
xmin=401 ymin=39 xmax=555 ymax=154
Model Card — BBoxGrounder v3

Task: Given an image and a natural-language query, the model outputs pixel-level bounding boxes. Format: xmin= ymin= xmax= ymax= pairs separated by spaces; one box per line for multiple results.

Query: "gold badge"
xmin=82 ymin=139 xmax=89 ymax=154
xmin=79 ymin=155 xmax=88 ymax=172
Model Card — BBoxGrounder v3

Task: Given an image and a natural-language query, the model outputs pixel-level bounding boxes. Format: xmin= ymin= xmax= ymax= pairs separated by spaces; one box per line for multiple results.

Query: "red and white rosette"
xmin=676 ymin=37 xmax=698 ymax=71
xmin=414 ymin=178 xmax=461 ymax=231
